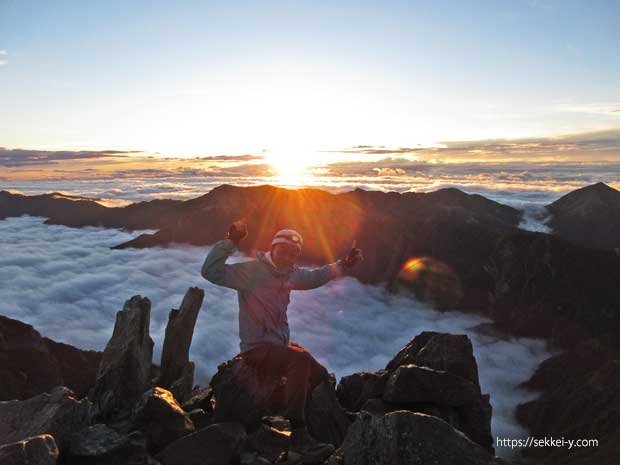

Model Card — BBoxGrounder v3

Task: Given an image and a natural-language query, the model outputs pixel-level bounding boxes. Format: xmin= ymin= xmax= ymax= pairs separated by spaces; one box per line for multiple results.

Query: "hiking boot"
xmin=287 ymin=427 xmax=335 ymax=463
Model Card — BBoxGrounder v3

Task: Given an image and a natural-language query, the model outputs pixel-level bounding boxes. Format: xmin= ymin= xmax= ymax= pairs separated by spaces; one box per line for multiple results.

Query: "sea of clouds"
xmin=0 ymin=215 xmax=550 ymax=456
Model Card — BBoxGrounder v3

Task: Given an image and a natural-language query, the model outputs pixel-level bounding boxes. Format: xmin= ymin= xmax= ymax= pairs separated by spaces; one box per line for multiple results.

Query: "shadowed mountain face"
xmin=547 ymin=182 xmax=620 ymax=250
xmin=0 ymin=315 xmax=101 ymax=401
xmin=0 ymin=185 xmax=520 ymax=285
xmin=0 ymin=190 xmax=183 ymax=230
xmin=1 ymin=184 xmax=620 ymax=346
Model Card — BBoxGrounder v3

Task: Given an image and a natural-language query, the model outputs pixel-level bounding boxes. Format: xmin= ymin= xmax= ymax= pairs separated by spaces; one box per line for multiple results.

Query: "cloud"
xmin=0 ymin=215 xmax=550 ymax=456
xmin=193 ymin=154 xmax=264 ymax=161
xmin=557 ymin=102 xmax=620 ymax=117
xmin=0 ymin=148 xmax=142 ymax=167
xmin=333 ymin=127 xmax=620 ymax=162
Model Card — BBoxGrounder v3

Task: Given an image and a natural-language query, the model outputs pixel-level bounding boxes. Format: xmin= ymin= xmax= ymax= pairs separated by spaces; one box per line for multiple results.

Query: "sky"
xmin=1 ymin=0 xmax=620 ymax=158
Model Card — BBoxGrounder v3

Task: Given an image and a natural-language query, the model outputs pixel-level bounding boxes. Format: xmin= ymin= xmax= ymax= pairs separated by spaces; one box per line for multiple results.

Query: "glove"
xmin=342 ymin=241 xmax=363 ymax=269
xmin=227 ymin=220 xmax=248 ymax=245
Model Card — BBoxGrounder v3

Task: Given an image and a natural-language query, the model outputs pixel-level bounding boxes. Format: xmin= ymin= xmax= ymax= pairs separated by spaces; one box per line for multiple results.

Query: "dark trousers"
xmin=241 ymin=342 xmax=328 ymax=427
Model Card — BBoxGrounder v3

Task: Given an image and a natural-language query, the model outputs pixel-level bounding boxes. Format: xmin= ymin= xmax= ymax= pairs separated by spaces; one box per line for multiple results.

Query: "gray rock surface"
xmin=325 ymin=411 xmax=500 ymax=465
xmin=0 ymin=386 xmax=91 ymax=450
xmin=337 ymin=332 xmax=493 ymax=453
xmin=156 ymin=422 xmax=246 ymax=465
xmin=0 ymin=434 xmax=59 ymax=465
xmin=382 ymin=364 xmax=481 ymax=406
xmin=132 ymin=387 xmax=195 ymax=453
xmin=305 ymin=374 xmax=351 ymax=447
xmin=91 ymin=295 xmax=154 ymax=420
xmin=159 ymin=288 xmax=204 ymax=403
xmin=66 ymin=426 xmax=156 ymax=465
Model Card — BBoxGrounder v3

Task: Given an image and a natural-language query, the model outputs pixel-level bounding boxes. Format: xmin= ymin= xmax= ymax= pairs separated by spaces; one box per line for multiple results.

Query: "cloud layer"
xmin=0 ymin=216 xmax=550 ymax=455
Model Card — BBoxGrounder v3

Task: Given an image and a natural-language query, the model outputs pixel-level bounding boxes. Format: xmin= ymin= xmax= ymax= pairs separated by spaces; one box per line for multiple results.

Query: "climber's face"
xmin=272 ymin=243 xmax=301 ymax=269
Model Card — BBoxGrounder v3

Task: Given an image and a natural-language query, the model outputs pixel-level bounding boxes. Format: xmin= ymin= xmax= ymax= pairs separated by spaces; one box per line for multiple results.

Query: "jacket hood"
xmin=257 ymin=250 xmax=293 ymax=276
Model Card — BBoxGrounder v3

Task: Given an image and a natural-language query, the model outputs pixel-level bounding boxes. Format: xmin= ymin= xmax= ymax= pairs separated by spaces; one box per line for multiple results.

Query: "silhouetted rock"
xmin=209 ymin=356 xmax=275 ymax=431
xmin=0 ymin=434 xmax=59 ymax=465
xmin=209 ymin=354 xmax=350 ymax=447
xmin=181 ymin=386 xmax=213 ymax=414
xmin=246 ymin=423 xmax=290 ymax=463
xmin=0 ymin=315 xmax=100 ymax=401
xmin=155 ymin=422 xmax=246 ymax=465
xmin=385 ymin=331 xmax=479 ymax=383
xmin=0 ymin=387 xmax=91 ymax=450
xmin=89 ymin=295 xmax=153 ymax=419
xmin=132 ymin=387 xmax=195 ymax=454
xmin=305 ymin=374 xmax=351 ymax=447
xmin=547 ymin=182 xmax=620 ymax=250
xmin=159 ymin=288 xmax=204 ymax=403
xmin=336 ymin=371 xmax=389 ymax=412
xmin=337 ymin=332 xmax=493 ymax=453
xmin=383 ymin=364 xmax=481 ymax=406
xmin=66 ymin=424 xmax=147 ymax=465
xmin=91 ymin=295 xmax=154 ymax=421
xmin=325 ymin=411 xmax=500 ymax=465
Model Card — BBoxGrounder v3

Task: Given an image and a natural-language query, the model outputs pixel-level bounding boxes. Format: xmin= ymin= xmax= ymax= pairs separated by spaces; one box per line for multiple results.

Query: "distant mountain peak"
xmin=547 ymin=181 xmax=620 ymax=250
xmin=583 ymin=182 xmax=617 ymax=193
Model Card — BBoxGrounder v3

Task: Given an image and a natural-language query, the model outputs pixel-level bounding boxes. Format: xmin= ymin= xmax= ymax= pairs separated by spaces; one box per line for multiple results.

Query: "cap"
xmin=271 ymin=229 xmax=303 ymax=251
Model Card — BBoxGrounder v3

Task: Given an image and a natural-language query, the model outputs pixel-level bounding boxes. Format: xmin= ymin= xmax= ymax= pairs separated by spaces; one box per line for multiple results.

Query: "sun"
xmin=263 ymin=147 xmax=318 ymax=179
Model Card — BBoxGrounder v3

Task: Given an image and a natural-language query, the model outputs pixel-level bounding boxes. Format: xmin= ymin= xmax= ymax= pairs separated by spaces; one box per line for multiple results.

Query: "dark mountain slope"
xmin=547 ymin=182 xmax=620 ymax=250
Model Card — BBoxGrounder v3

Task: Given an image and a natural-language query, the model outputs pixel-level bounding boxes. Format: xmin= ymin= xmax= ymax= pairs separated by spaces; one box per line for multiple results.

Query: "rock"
xmin=132 ymin=387 xmax=195 ymax=453
xmin=384 ymin=331 xmax=479 ymax=384
xmin=91 ymin=295 xmax=154 ymax=421
xmin=261 ymin=416 xmax=290 ymax=432
xmin=210 ymin=356 xmax=350 ymax=447
xmin=305 ymin=374 xmax=351 ymax=447
xmin=66 ymin=424 xmax=153 ymax=465
xmin=336 ymin=371 xmax=389 ymax=412
xmin=414 ymin=333 xmax=479 ymax=384
xmin=382 ymin=364 xmax=481 ymax=407
xmin=0 ymin=386 xmax=91 ymax=450
xmin=246 ymin=423 xmax=290 ymax=463
xmin=159 ymin=288 xmax=204 ymax=403
xmin=326 ymin=410 xmax=500 ymax=465
xmin=0 ymin=434 xmax=59 ymax=465
xmin=337 ymin=332 xmax=493 ymax=453
xmin=69 ymin=424 xmax=127 ymax=456
xmin=210 ymin=356 xmax=281 ymax=430
xmin=0 ymin=315 xmax=100 ymax=402
xmin=156 ymin=422 xmax=246 ymax=465
xmin=384 ymin=331 xmax=439 ymax=371
xmin=185 ymin=409 xmax=211 ymax=430
xmin=181 ymin=386 xmax=213 ymax=414
xmin=68 ymin=427 xmax=159 ymax=465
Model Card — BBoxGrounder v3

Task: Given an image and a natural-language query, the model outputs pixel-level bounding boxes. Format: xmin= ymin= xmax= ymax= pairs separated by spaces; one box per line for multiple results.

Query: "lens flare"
xmin=397 ymin=257 xmax=463 ymax=309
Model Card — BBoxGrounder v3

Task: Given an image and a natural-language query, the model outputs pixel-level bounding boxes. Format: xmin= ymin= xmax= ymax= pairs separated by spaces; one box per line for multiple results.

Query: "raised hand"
xmin=227 ymin=220 xmax=248 ymax=245
xmin=342 ymin=239 xmax=364 ymax=269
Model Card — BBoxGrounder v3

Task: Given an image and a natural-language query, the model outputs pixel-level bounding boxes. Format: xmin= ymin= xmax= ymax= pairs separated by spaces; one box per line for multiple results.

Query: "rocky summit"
xmin=0 ymin=289 xmax=506 ymax=465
